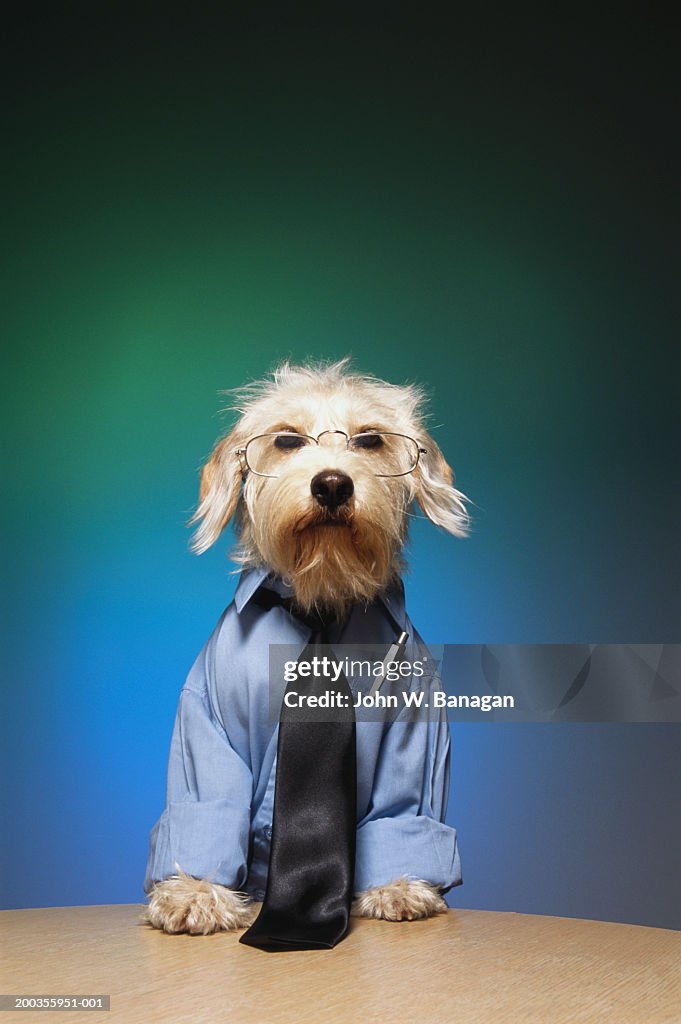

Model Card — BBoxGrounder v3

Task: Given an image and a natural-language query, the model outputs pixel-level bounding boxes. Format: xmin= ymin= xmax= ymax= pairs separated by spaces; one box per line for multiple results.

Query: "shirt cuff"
xmin=143 ymin=797 xmax=250 ymax=893
xmin=354 ymin=816 xmax=462 ymax=893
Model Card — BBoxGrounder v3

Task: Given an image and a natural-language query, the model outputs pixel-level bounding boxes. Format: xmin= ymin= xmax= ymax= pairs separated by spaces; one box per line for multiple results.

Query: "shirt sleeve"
xmin=143 ymin=650 xmax=253 ymax=893
xmin=354 ymin=659 xmax=462 ymax=894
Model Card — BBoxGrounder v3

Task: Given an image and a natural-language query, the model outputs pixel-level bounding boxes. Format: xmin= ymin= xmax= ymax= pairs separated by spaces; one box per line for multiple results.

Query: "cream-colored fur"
xmin=145 ymin=872 xmax=446 ymax=933
xmin=144 ymin=869 xmax=257 ymax=935
xmin=189 ymin=358 xmax=468 ymax=616
xmin=146 ymin=360 xmax=467 ymax=934
xmin=352 ymin=877 xmax=448 ymax=921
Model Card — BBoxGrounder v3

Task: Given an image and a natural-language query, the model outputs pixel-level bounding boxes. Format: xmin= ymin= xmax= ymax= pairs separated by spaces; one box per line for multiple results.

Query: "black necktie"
xmin=240 ymin=591 xmax=357 ymax=952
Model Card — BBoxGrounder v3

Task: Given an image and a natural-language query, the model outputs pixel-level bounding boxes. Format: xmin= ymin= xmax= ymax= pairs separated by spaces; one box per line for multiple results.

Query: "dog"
xmin=144 ymin=359 xmax=468 ymax=935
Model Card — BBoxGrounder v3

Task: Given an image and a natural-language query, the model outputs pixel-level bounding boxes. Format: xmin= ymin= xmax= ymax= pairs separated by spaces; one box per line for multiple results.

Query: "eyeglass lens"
xmin=245 ymin=432 xmax=419 ymax=477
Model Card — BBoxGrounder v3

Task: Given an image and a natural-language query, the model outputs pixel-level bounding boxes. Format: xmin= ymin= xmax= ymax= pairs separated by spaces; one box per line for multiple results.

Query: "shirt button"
xmin=254 ymin=889 xmax=266 ymax=901
xmin=263 ymin=825 xmax=272 ymax=840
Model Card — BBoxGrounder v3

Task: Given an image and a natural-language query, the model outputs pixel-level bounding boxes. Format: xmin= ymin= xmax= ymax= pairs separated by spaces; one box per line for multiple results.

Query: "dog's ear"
xmin=413 ymin=432 xmax=469 ymax=537
xmin=189 ymin=430 xmax=244 ymax=553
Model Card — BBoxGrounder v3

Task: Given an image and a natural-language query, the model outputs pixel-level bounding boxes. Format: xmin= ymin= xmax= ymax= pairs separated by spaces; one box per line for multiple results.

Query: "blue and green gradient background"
xmin=2 ymin=10 xmax=679 ymax=927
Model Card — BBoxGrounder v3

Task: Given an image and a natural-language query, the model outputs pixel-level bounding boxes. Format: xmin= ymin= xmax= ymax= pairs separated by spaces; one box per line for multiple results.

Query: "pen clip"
xmin=369 ymin=631 xmax=410 ymax=696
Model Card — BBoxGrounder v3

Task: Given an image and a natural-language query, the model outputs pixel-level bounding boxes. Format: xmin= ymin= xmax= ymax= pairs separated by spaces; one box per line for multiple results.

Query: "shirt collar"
xmin=234 ymin=565 xmax=406 ymax=630
xmin=233 ymin=565 xmax=273 ymax=612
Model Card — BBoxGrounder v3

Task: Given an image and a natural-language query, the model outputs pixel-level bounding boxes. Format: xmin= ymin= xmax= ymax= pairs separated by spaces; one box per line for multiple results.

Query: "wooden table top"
xmin=1 ymin=904 xmax=679 ymax=1023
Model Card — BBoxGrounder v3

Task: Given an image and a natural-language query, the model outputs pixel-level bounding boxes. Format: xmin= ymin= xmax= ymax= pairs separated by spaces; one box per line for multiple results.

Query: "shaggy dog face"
xmin=190 ymin=360 xmax=468 ymax=614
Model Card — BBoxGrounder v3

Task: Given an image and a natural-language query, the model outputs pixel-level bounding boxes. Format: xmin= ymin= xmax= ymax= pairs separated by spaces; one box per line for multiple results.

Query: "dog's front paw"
xmin=352 ymin=876 xmax=448 ymax=922
xmin=145 ymin=868 xmax=257 ymax=935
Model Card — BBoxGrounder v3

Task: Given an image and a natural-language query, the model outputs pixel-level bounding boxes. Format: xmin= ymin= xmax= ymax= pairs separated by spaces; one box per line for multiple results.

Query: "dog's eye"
xmin=352 ymin=433 xmax=385 ymax=450
xmin=273 ymin=434 xmax=307 ymax=451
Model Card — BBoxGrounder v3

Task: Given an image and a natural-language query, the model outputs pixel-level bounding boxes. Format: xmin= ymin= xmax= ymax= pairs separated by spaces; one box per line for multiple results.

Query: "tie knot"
xmin=252 ymin=586 xmax=332 ymax=637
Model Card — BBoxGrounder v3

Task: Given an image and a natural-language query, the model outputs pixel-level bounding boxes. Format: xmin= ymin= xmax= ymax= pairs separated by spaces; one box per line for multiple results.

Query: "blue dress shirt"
xmin=144 ymin=566 xmax=462 ymax=899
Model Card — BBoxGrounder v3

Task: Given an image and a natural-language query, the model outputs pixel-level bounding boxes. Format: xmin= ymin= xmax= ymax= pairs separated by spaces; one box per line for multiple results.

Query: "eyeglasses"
xmin=236 ymin=429 xmax=427 ymax=478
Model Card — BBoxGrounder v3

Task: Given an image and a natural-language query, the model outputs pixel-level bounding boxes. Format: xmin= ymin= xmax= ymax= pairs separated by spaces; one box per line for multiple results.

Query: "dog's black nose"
xmin=311 ymin=470 xmax=354 ymax=510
